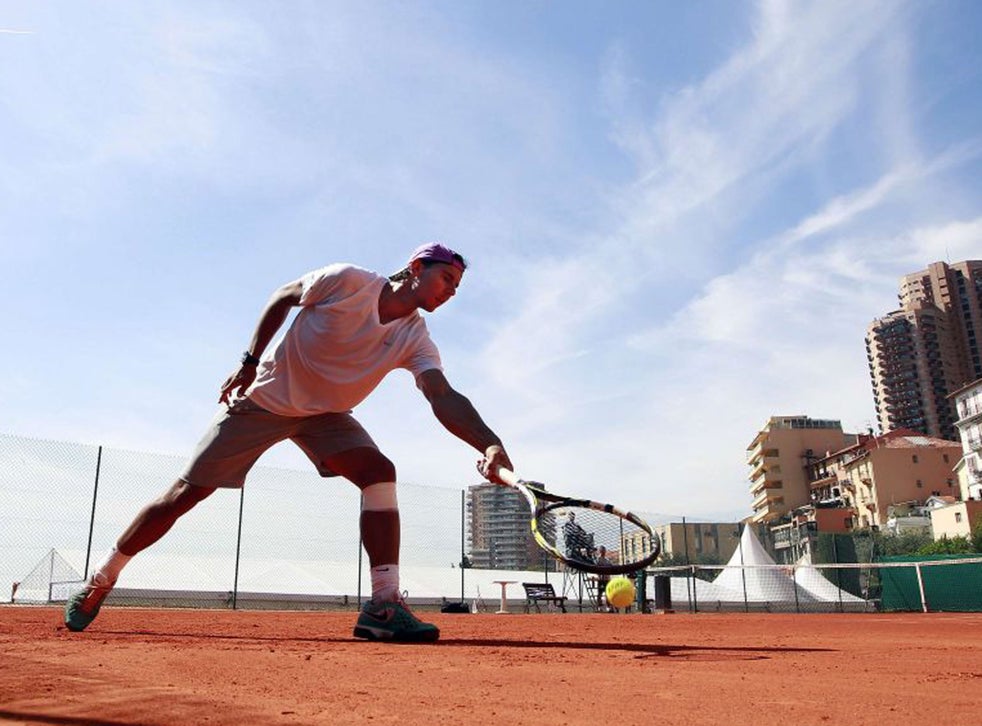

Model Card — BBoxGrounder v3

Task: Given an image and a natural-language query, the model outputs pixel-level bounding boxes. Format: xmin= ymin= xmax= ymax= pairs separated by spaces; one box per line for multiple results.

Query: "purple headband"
xmin=408 ymin=242 xmax=467 ymax=272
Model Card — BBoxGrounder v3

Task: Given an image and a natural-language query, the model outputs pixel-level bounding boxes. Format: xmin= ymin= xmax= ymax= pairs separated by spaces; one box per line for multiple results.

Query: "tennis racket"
xmin=492 ymin=466 xmax=660 ymax=576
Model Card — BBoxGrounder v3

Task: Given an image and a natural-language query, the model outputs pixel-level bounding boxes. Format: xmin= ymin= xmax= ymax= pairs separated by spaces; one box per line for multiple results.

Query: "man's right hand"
xmin=477 ymin=444 xmax=513 ymax=484
xmin=219 ymin=365 xmax=258 ymax=404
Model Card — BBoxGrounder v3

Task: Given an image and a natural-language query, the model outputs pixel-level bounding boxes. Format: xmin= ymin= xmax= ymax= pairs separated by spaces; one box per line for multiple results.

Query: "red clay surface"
xmin=1 ymin=606 xmax=980 ymax=725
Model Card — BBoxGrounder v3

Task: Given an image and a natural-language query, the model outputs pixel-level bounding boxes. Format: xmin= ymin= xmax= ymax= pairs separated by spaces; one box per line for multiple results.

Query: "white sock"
xmin=370 ymin=564 xmax=400 ymax=602
xmin=93 ymin=546 xmax=132 ymax=584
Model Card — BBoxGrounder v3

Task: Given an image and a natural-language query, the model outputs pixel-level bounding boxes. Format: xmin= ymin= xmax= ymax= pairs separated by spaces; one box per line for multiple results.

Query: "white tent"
xmin=793 ymin=553 xmax=866 ymax=604
xmin=711 ymin=525 xmax=821 ymax=603
xmin=12 ymin=549 xmax=83 ymax=603
xmin=655 ymin=526 xmax=870 ymax=610
xmin=669 ymin=574 xmax=740 ymax=604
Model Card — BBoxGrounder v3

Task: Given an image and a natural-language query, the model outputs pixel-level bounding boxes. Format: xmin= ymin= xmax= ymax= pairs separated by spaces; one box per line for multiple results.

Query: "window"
xmin=917 ymin=480 xmax=923 ymax=488
xmin=912 ymin=454 xmax=919 ymax=463
xmin=955 ymin=512 xmax=963 ymax=523
xmin=943 ymin=454 xmax=949 ymax=463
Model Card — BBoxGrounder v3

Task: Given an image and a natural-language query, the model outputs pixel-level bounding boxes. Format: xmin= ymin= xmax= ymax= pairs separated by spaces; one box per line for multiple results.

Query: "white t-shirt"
xmin=246 ymin=263 xmax=442 ymax=416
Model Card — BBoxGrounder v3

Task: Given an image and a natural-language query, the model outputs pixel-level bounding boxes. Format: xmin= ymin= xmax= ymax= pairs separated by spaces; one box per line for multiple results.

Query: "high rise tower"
xmin=466 ymin=482 xmax=549 ymax=570
xmin=867 ymin=260 xmax=982 ymax=440
xmin=900 ymin=261 xmax=982 ymax=382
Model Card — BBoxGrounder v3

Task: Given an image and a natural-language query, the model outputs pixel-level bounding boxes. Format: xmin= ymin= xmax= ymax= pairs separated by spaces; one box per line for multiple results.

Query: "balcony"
xmin=957 ymin=402 xmax=982 ymax=426
xmin=752 ymin=490 xmax=785 ymax=510
xmin=808 ymin=474 xmax=836 ymax=491
xmin=771 ymin=525 xmax=793 ymax=548
xmin=746 ymin=442 xmax=779 ymax=464
xmin=749 ymin=456 xmax=780 ymax=481
xmin=750 ymin=478 xmax=783 ymax=497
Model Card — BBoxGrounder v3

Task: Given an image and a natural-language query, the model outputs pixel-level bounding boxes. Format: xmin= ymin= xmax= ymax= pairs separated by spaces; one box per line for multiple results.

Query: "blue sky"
xmin=2 ymin=0 xmax=981 ymax=521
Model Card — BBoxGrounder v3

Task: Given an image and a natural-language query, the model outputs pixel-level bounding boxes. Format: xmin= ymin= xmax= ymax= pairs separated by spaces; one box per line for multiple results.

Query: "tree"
xmin=875 ymin=530 xmax=934 ymax=557
xmin=972 ymin=519 xmax=982 ymax=553
xmin=915 ymin=535 xmax=973 ymax=556
xmin=845 ymin=528 xmax=933 ymax=559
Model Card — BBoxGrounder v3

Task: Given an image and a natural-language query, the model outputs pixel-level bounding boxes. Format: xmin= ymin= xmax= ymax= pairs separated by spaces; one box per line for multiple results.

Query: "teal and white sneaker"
xmin=64 ymin=573 xmax=115 ymax=632
xmin=353 ymin=596 xmax=440 ymax=642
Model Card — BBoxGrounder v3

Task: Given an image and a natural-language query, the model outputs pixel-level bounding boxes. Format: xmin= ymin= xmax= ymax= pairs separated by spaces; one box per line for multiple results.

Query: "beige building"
xmin=868 ymin=260 xmax=982 ymax=440
xmin=950 ymin=377 xmax=982 ymax=502
xmin=620 ymin=529 xmax=657 ymax=568
xmin=825 ymin=430 xmax=961 ymax=529
xmin=930 ymin=500 xmax=982 ymax=539
xmin=746 ymin=416 xmax=856 ymax=523
xmin=652 ymin=522 xmax=742 ymax=563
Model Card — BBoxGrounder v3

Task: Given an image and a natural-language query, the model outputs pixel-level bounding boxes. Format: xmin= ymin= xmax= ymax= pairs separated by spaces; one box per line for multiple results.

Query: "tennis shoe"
xmin=353 ymin=595 xmax=440 ymax=642
xmin=64 ymin=572 xmax=115 ymax=632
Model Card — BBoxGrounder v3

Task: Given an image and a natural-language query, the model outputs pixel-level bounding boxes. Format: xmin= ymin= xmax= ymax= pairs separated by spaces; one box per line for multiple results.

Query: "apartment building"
xmin=931 ymin=500 xmax=982 ymax=539
xmin=770 ymin=504 xmax=855 ymax=563
xmin=810 ymin=429 xmax=961 ymax=530
xmin=652 ymin=521 xmax=742 ymax=563
xmin=746 ymin=416 xmax=857 ymax=523
xmin=620 ymin=529 xmax=655 ymax=568
xmin=466 ymin=482 xmax=548 ymax=570
xmin=867 ymin=260 xmax=982 ymax=440
xmin=950 ymin=376 xmax=982 ymax=502
xmin=866 ymin=302 xmax=962 ymax=439
xmin=899 ymin=261 xmax=982 ymax=383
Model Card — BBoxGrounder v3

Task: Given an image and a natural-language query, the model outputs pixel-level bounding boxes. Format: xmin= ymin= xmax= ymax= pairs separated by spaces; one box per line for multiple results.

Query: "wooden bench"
xmin=522 ymin=582 xmax=567 ymax=613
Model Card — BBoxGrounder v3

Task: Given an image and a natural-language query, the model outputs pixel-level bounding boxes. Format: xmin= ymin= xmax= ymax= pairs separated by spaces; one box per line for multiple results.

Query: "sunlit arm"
xmin=418 ymin=369 xmax=513 ymax=477
xmin=246 ymin=279 xmax=304 ymax=359
xmin=219 ymin=279 xmax=304 ymax=403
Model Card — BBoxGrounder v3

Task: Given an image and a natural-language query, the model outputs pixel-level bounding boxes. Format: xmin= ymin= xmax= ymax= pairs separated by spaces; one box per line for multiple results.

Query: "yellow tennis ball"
xmin=605 ymin=576 xmax=635 ymax=609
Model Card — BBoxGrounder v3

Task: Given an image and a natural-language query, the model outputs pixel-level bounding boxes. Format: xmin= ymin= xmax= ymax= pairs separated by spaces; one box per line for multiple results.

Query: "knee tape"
xmin=361 ymin=481 xmax=398 ymax=511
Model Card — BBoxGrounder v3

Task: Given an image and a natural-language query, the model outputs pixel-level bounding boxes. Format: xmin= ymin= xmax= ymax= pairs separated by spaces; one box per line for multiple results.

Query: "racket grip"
xmin=493 ymin=466 xmax=521 ymax=487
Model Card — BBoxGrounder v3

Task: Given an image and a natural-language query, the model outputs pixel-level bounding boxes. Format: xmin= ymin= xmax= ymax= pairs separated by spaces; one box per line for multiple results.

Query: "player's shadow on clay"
xmin=437 ymin=638 xmax=831 ymax=660
xmin=98 ymin=630 xmax=829 ymax=659
xmin=0 ymin=712 xmax=138 ymax=726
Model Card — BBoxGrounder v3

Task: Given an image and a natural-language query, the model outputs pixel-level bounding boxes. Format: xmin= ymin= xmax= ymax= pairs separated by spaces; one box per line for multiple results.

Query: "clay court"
xmin=1 ymin=607 xmax=980 ymax=725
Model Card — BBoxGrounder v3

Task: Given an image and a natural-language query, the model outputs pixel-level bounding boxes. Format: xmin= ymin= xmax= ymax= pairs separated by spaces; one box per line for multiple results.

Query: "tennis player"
xmin=65 ymin=243 xmax=512 ymax=642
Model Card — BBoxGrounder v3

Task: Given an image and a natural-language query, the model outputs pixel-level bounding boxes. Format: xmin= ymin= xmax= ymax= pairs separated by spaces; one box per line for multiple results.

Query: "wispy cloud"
xmin=464 ymin=0 xmax=982 ymax=515
xmin=3 ymin=1 xmax=980 ymax=521
xmin=484 ymin=0 xmax=913 ymax=389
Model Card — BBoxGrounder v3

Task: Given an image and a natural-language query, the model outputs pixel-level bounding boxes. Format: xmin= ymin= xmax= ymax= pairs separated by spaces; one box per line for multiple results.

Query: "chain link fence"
xmin=1 ymin=433 xmax=461 ymax=610
xmin=643 ymin=556 xmax=982 ymax=614
xmin=4 ymin=433 xmax=981 ymax=614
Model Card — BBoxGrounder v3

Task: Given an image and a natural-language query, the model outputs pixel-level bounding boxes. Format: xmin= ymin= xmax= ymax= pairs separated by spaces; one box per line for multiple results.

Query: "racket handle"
xmin=493 ymin=466 xmax=521 ymax=487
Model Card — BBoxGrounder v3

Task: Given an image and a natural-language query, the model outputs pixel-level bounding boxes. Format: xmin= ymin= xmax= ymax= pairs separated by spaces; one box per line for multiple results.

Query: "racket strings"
xmin=538 ymin=504 xmax=653 ymax=572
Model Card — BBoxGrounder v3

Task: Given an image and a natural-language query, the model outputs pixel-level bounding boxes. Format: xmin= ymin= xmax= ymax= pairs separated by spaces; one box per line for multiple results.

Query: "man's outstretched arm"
xmin=418 ymin=369 xmax=512 ymax=480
